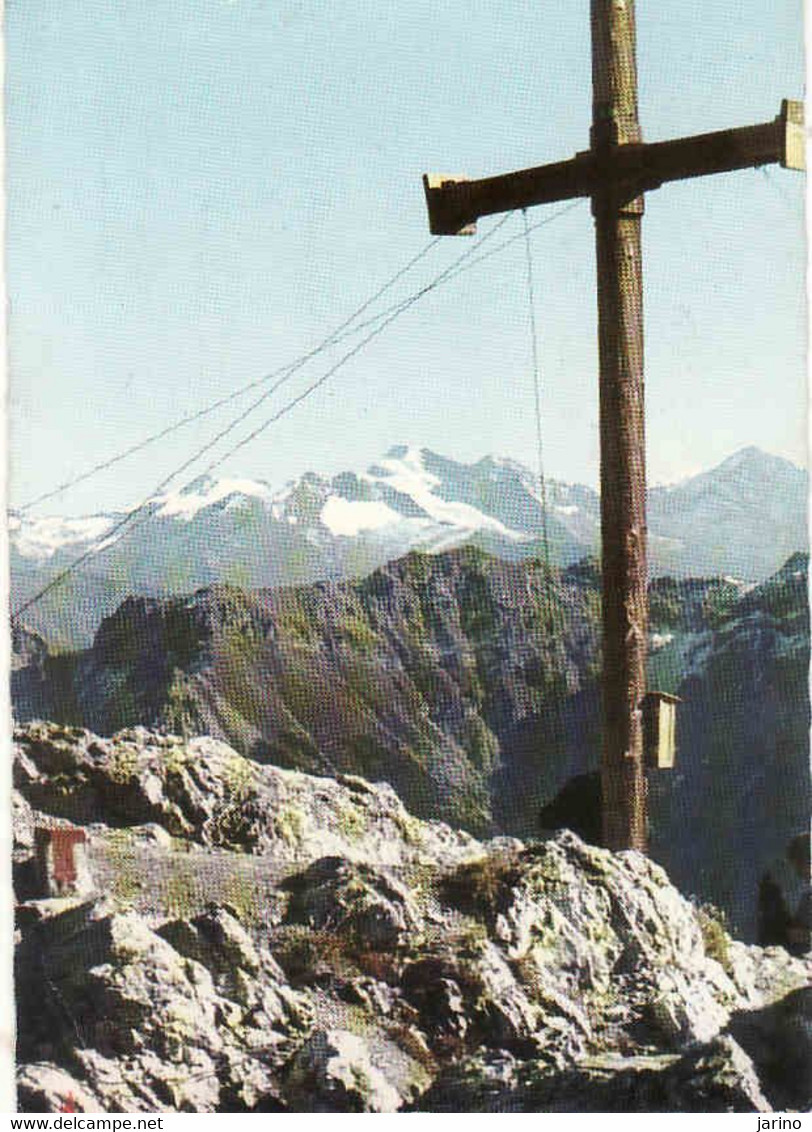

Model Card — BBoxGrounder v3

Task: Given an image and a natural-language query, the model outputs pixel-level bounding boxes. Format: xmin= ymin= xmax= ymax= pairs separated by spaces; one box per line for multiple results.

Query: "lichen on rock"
xmin=13 ymin=723 xmax=812 ymax=1113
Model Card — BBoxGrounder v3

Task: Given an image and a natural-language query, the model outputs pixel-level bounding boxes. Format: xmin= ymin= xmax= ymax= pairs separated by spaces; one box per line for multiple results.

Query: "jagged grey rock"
xmin=283 ymin=1028 xmax=402 ymax=1112
xmin=282 ymin=856 xmax=424 ymax=948
xmin=16 ymin=1064 xmax=103 ymax=1114
xmin=12 ymin=791 xmax=35 ymax=858
xmin=13 ymin=723 xmax=812 ymax=1113
xmin=14 ymin=722 xmax=481 ymax=871
xmin=413 ymin=1036 xmax=771 ymax=1112
xmin=15 ymin=901 xmax=308 ymax=1112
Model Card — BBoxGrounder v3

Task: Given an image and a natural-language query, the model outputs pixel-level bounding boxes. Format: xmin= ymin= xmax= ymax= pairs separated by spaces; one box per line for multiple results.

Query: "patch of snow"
xmin=152 ymin=478 xmax=272 ymax=521
xmin=320 ymin=496 xmax=402 ymax=538
xmin=555 ymin=504 xmax=579 ymax=516
xmin=650 ymin=632 xmax=674 ymax=651
xmin=367 ymin=448 xmax=441 ymax=492
xmin=12 ymin=515 xmax=116 ymax=560
xmin=365 ymin=450 xmax=525 ymax=541
xmin=723 ymin=576 xmax=757 ymax=594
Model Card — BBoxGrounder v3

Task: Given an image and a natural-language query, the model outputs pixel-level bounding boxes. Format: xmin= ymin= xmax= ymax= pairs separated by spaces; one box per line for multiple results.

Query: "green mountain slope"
xmin=12 ymin=549 xmax=809 ymax=938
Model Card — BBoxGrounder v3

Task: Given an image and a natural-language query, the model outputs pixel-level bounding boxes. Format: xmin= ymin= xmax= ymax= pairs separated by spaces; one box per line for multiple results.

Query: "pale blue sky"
xmin=6 ymin=0 xmax=807 ymax=516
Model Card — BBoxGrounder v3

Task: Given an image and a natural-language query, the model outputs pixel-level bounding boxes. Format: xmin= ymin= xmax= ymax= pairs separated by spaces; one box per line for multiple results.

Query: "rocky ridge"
xmin=14 ymin=723 xmax=811 ymax=1113
xmin=13 ymin=549 xmax=810 ymax=939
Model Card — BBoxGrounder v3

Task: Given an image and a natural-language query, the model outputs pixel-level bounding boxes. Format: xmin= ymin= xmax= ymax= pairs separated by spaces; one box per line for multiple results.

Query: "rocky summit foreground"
xmin=13 ymin=723 xmax=812 ymax=1113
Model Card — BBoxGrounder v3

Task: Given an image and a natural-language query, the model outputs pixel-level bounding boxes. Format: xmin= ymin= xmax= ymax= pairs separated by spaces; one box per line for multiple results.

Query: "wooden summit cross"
xmin=422 ymin=0 xmax=804 ymax=853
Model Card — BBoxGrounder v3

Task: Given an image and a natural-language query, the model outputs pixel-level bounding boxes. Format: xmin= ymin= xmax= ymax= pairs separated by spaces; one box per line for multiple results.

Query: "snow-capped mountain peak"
xmin=150 ymin=476 xmax=274 ymax=521
xmin=9 ymin=445 xmax=807 ymax=648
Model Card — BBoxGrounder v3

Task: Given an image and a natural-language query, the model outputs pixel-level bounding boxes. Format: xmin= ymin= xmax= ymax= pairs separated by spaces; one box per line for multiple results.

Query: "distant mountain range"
xmin=10 ymin=444 xmax=807 ymax=648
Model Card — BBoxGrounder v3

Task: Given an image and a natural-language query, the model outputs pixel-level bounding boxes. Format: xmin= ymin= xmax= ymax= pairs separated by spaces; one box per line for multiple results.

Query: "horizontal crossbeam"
xmin=424 ymin=99 xmax=804 ymax=235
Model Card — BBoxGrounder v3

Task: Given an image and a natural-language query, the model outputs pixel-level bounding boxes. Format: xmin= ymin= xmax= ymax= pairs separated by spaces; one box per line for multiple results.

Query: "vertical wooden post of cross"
xmin=590 ymin=0 xmax=648 ymax=851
